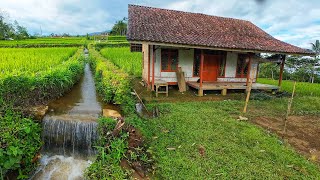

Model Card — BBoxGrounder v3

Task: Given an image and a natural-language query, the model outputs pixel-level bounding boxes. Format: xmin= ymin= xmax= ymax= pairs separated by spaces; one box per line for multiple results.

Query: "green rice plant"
xmin=0 ymin=37 xmax=89 ymax=47
xmin=0 ymin=48 xmax=85 ymax=108
xmin=0 ymin=48 xmax=77 ymax=76
xmin=257 ymin=78 xmax=320 ymax=97
xmin=88 ymin=46 xmax=133 ymax=106
xmin=100 ymin=47 xmax=142 ymax=77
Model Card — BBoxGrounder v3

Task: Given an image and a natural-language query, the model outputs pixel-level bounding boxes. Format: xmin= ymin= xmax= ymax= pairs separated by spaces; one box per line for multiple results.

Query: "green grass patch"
xmin=143 ymin=101 xmax=320 ymax=179
xmin=100 ymin=47 xmax=142 ymax=77
xmin=258 ymin=78 xmax=320 ymax=97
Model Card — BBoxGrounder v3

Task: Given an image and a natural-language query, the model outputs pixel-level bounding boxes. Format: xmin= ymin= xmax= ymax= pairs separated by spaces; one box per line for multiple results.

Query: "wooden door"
xmin=202 ymin=55 xmax=219 ymax=82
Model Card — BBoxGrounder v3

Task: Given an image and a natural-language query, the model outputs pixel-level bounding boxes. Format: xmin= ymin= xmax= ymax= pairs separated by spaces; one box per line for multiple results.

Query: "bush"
xmin=0 ymin=111 xmax=42 ymax=179
xmin=85 ymin=117 xmax=129 ymax=179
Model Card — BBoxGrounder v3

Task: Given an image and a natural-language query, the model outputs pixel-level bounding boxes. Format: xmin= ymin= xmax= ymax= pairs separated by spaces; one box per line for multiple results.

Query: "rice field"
xmin=100 ymin=47 xmax=142 ymax=77
xmin=258 ymin=78 xmax=320 ymax=96
xmin=0 ymin=37 xmax=88 ymax=47
xmin=0 ymin=47 xmax=84 ymax=107
xmin=0 ymin=48 xmax=77 ymax=76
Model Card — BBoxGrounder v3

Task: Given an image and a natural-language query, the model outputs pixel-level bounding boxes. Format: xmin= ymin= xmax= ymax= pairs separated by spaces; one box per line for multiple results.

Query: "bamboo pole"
xmin=243 ymin=79 xmax=253 ymax=113
xmin=283 ymin=81 xmax=297 ymax=135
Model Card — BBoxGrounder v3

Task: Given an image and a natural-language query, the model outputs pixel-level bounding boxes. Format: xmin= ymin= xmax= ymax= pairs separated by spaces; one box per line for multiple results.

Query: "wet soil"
xmin=119 ymin=125 xmax=153 ymax=179
xmin=252 ymin=116 xmax=320 ymax=163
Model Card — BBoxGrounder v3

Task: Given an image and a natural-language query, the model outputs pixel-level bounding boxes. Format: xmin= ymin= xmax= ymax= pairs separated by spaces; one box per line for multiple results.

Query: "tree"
xmin=110 ymin=17 xmax=127 ymax=36
xmin=311 ymin=40 xmax=320 ymax=83
xmin=14 ymin=20 xmax=29 ymax=39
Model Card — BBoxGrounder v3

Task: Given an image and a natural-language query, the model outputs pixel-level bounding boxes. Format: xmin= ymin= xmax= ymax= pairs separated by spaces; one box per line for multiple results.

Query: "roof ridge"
xmin=128 ymin=4 xmax=250 ymax=23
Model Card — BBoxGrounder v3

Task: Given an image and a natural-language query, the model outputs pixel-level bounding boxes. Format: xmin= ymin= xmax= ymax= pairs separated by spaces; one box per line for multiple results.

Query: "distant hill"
xmin=88 ymin=30 xmax=110 ymax=36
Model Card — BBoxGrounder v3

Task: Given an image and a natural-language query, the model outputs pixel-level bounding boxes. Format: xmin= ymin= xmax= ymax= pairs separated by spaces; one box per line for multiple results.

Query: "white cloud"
xmin=164 ymin=0 xmax=320 ymax=49
xmin=0 ymin=0 xmax=319 ymax=48
xmin=0 ymin=0 xmax=111 ymax=35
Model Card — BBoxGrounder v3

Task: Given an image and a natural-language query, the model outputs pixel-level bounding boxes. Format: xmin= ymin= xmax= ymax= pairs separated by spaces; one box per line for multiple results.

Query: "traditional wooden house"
xmin=127 ymin=5 xmax=314 ymax=96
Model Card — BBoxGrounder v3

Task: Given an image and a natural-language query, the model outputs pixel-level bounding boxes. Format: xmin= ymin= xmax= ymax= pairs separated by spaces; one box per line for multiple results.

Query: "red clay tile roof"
xmin=127 ymin=5 xmax=314 ymax=55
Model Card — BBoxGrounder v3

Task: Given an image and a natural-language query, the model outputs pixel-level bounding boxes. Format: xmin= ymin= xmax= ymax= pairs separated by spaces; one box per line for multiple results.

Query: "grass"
xmin=142 ymin=101 xmax=320 ymax=179
xmin=258 ymin=78 xmax=320 ymax=96
xmin=100 ymin=47 xmax=142 ymax=77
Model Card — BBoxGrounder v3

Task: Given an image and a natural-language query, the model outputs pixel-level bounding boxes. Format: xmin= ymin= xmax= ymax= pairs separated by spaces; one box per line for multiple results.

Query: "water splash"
xmin=31 ymin=155 xmax=92 ymax=180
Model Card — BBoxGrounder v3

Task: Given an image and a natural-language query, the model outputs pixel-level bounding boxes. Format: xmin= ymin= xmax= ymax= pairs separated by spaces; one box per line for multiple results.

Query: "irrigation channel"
xmin=31 ymin=51 xmax=118 ymax=179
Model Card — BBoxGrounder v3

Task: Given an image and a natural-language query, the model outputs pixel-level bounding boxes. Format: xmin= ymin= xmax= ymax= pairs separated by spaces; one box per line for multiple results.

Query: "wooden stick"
xmin=283 ymin=81 xmax=297 ymax=135
xmin=243 ymin=79 xmax=253 ymax=113
xmin=133 ymin=89 xmax=149 ymax=114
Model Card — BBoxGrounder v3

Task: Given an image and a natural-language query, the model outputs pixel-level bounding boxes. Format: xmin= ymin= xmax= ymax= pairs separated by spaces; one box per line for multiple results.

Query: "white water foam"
xmin=30 ymin=155 xmax=92 ymax=180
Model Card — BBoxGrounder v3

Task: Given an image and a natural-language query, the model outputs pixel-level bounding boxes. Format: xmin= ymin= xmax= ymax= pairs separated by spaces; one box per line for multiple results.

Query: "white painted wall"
xmin=147 ymin=46 xmax=258 ymax=83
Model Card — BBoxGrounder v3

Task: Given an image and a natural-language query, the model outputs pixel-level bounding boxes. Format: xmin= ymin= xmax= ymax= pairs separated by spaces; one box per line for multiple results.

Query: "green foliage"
xmin=110 ymin=18 xmax=127 ymax=36
xmin=88 ymin=46 xmax=132 ymax=105
xmin=0 ymin=48 xmax=85 ymax=108
xmin=85 ymin=117 xmax=129 ymax=179
xmin=94 ymin=42 xmax=130 ymax=51
xmin=258 ymin=78 xmax=320 ymax=97
xmin=100 ymin=47 xmax=142 ymax=77
xmin=143 ymin=101 xmax=320 ymax=179
xmin=0 ymin=111 xmax=42 ymax=179
xmin=107 ymin=36 xmax=127 ymax=41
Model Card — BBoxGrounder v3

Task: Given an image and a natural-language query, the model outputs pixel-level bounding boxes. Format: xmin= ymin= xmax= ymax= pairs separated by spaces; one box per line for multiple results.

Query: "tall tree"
xmin=110 ymin=17 xmax=127 ymax=36
xmin=311 ymin=40 xmax=320 ymax=83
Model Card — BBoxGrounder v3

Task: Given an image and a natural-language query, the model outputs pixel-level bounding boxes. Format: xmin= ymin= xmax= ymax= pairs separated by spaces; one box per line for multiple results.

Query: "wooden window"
xmin=161 ymin=49 xmax=178 ymax=72
xmin=193 ymin=50 xmax=201 ymax=76
xmin=236 ymin=54 xmax=249 ymax=78
xmin=130 ymin=43 xmax=142 ymax=52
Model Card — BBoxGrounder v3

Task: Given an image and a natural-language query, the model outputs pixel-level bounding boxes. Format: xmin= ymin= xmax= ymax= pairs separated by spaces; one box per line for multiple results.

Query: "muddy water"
xmin=31 ymin=55 xmax=103 ymax=179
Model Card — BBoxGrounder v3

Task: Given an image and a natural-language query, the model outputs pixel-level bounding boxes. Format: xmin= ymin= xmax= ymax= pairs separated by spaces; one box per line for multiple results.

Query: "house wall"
xmin=146 ymin=46 xmax=258 ymax=84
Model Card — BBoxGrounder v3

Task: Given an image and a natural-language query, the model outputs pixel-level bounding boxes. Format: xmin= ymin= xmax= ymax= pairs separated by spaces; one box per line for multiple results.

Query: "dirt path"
xmin=252 ymin=116 xmax=320 ymax=163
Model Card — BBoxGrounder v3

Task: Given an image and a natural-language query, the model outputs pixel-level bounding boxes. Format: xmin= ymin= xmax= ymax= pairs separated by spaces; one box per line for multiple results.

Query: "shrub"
xmin=0 ymin=111 xmax=42 ymax=179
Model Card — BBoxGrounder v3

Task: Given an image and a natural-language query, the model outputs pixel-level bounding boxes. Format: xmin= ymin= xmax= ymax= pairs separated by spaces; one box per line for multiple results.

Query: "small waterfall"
xmin=32 ymin=52 xmax=102 ymax=179
xmin=42 ymin=116 xmax=98 ymax=157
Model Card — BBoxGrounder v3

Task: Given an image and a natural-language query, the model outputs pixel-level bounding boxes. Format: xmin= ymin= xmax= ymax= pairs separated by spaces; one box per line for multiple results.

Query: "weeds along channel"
xmin=0 ymin=47 xmax=85 ymax=179
xmin=85 ymin=45 xmax=154 ymax=179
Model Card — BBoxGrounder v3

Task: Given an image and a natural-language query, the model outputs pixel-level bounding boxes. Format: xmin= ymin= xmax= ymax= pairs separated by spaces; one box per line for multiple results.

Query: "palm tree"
xmin=311 ymin=40 xmax=320 ymax=83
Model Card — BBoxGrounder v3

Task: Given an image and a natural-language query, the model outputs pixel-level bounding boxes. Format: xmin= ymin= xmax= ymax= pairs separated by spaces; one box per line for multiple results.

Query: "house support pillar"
xmin=152 ymin=45 xmax=155 ymax=91
xmin=278 ymin=55 xmax=286 ymax=89
xmin=198 ymin=50 xmax=204 ymax=96
xmin=246 ymin=53 xmax=252 ymax=86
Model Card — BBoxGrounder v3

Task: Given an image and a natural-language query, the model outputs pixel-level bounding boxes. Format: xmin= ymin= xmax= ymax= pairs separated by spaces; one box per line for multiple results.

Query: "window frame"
xmin=161 ymin=49 xmax=179 ymax=72
xmin=236 ymin=54 xmax=250 ymax=78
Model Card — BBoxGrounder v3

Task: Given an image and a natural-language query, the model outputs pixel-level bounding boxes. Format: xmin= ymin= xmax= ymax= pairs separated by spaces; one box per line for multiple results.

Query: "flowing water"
xmin=31 ymin=53 xmax=103 ymax=179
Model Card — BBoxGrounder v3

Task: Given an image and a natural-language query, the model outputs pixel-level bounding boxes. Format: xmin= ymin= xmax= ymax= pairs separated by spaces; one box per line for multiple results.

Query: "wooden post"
xmin=283 ymin=81 xmax=297 ymax=135
xmin=243 ymin=79 xmax=253 ymax=113
xmin=147 ymin=45 xmax=151 ymax=90
xmin=199 ymin=50 xmax=204 ymax=96
xmin=246 ymin=53 xmax=252 ymax=86
xmin=152 ymin=46 xmax=155 ymax=91
xmin=278 ymin=55 xmax=286 ymax=88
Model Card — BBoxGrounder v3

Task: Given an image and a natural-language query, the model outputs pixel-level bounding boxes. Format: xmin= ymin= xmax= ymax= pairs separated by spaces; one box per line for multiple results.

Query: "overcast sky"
xmin=1 ymin=0 xmax=319 ymax=48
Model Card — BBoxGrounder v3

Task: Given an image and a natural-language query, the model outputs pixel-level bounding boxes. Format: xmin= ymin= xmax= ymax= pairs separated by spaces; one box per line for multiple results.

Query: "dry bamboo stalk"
xmin=133 ymin=89 xmax=149 ymax=113
xmin=243 ymin=79 xmax=253 ymax=113
xmin=283 ymin=81 xmax=297 ymax=135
